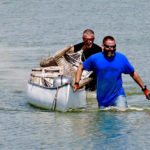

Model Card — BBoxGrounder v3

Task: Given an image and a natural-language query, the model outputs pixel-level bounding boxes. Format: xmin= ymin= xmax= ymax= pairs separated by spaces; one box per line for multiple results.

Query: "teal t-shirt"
xmin=83 ymin=52 xmax=134 ymax=107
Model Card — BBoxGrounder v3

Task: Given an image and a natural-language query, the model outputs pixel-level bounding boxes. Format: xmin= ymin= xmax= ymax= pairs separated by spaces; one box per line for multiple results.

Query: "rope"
xmin=52 ymin=87 xmax=59 ymax=110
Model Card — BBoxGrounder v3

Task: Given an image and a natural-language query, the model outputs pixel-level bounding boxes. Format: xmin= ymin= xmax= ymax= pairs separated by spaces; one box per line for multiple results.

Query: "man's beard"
xmin=103 ymin=48 xmax=116 ymax=58
xmin=85 ymin=41 xmax=93 ymax=49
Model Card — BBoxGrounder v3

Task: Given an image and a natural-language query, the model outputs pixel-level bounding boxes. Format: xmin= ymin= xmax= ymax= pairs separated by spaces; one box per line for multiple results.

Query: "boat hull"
xmin=27 ymin=81 xmax=86 ymax=112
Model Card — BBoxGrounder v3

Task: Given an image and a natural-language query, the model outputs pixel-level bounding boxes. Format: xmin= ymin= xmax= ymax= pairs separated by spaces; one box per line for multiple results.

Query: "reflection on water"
xmin=1 ymin=0 xmax=150 ymax=149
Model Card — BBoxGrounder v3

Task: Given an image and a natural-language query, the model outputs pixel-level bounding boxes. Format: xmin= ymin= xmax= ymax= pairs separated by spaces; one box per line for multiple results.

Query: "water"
xmin=0 ymin=0 xmax=150 ymax=149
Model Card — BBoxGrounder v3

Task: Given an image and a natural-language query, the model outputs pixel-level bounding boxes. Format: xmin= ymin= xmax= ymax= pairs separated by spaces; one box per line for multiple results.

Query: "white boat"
xmin=27 ymin=46 xmax=92 ymax=112
xmin=27 ymin=81 xmax=86 ymax=112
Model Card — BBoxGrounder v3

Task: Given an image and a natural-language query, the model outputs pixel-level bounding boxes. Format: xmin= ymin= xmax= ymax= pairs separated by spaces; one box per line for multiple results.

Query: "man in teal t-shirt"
xmin=74 ymin=36 xmax=150 ymax=110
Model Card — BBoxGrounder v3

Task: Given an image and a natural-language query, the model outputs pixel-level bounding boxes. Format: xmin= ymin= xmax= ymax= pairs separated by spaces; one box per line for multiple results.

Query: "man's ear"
xmin=102 ymin=44 xmax=104 ymax=51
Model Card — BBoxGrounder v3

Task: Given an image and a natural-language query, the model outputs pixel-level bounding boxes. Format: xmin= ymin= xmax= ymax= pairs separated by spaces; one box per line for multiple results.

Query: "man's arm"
xmin=75 ymin=64 xmax=84 ymax=83
xmin=74 ymin=64 xmax=84 ymax=91
xmin=130 ymin=71 xmax=150 ymax=99
xmin=130 ymin=71 xmax=145 ymax=89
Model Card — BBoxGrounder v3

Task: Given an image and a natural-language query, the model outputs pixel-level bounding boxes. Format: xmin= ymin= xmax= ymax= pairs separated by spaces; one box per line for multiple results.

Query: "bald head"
xmin=103 ymin=36 xmax=115 ymax=44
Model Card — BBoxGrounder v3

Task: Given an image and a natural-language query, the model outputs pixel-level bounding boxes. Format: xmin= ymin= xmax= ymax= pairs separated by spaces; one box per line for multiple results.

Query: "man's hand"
xmin=73 ymin=83 xmax=80 ymax=91
xmin=142 ymin=86 xmax=150 ymax=100
xmin=144 ymin=89 xmax=150 ymax=100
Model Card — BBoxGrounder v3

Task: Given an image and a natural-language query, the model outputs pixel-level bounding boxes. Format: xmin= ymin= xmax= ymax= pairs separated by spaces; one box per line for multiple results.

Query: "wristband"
xmin=142 ymin=85 xmax=147 ymax=92
xmin=75 ymin=82 xmax=79 ymax=85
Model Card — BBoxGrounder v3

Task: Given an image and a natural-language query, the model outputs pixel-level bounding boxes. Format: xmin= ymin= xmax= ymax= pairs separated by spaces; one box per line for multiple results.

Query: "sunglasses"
xmin=104 ymin=44 xmax=116 ymax=49
xmin=83 ymin=38 xmax=94 ymax=42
